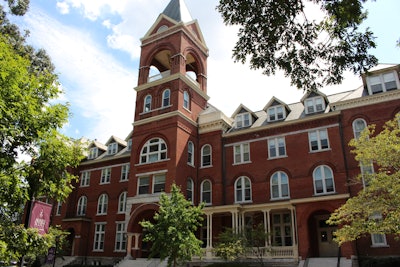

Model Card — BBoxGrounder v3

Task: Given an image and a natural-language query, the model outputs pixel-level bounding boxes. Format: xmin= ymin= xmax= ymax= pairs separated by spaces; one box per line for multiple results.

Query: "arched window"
xmin=140 ymin=138 xmax=167 ymax=164
xmin=97 ymin=194 xmax=108 ymax=215
xmin=271 ymin=171 xmax=289 ymax=199
xmin=77 ymin=196 xmax=87 ymax=216
xmin=352 ymin=118 xmax=367 ymax=139
xmin=187 ymin=141 xmax=194 ymax=165
xmin=201 ymin=180 xmax=212 ymax=205
xmin=183 ymin=91 xmax=190 ymax=109
xmin=201 ymin=144 xmax=212 ymax=167
xmin=162 ymin=89 xmax=170 ymax=107
xmin=144 ymin=95 xmax=152 ymax=112
xmin=235 ymin=176 xmax=252 ymax=203
xmin=187 ymin=178 xmax=194 ymax=203
xmin=118 ymin=191 xmax=127 ymax=213
xmin=313 ymin=165 xmax=335 ymax=195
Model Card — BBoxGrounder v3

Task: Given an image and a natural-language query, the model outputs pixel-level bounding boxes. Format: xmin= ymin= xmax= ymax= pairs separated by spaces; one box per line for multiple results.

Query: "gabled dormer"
xmin=231 ymin=104 xmax=257 ymax=129
xmin=105 ymin=136 xmax=127 ymax=156
xmin=263 ymin=97 xmax=291 ymax=122
xmin=87 ymin=141 xmax=107 ymax=160
xmin=362 ymin=64 xmax=400 ymax=95
xmin=301 ymin=90 xmax=329 ymax=115
xmin=125 ymin=130 xmax=133 ymax=152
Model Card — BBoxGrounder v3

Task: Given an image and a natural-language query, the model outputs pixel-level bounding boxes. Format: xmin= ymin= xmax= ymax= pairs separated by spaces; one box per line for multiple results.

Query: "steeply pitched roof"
xmin=162 ymin=0 xmax=193 ymax=23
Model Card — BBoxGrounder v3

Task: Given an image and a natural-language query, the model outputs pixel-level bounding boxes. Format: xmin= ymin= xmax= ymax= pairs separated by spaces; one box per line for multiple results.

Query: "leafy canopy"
xmin=140 ymin=184 xmax=204 ymax=267
xmin=328 ymin=114 xmax=400 ymax=245
xmin=217 ymin=0 xmax=377 ymax=91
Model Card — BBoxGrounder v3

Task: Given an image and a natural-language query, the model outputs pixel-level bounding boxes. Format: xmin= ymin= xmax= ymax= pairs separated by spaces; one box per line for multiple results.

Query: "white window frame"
xmin=94 ymin=223 xmax=106 ymax=251
xmin=120 ymin=164 xmax=130 ymax=181
xmin=234 ymin=143 xmax=250 ymax=164
xmin=144 ymin=95 xmax=152 ymax=112
xmin=100 ymin=168 xmax=111 ymax=184
xmin=55 ymin=201 xmax=62 ymax=216
xmin=97 ymin=194 xmax=108 ymax=215
xmin=235 ymin=113 xmax=251 ymax=128
xmin=118 ymin=191 xmax=127 ymax=213
xmin=140 ymin=138 xmax=167 ymax=164
xmin=201 ymin=180 xmax=212 ymax=205
xmin=305 ymin=96 xmax=325 ymax=114
xmin=187 ymin=178 xmax=194 ymax=203
xmin=127 ymin=139 xmax=132 ymax=151
xmin=370 ymin=213 xmax=388 ymax=247
xmin=309 ymin=129 xmax=330 ymax=152
xmin=77 ymin=196 xmax=87 ymax=216
xmin=267 ymin=105 xmax=286 ymax=122
xmin=352 ymin=118 xmax=367 ymax=139
xmin=271 ymin=171 xmax=290 ymax=200
xmin=367 ymin=71 xmax=399 ymax=95
xmin=88 ymin=147 xmax=98 ymax=159
xmin=138 ymin=176 xmax=150 ymax=195
xmin=162 ymin=89 xmax=170 ymax=107
xmin=313 ymin=165 xmax=335 ymax=195
xmin=153 ymin=174 xmax=166 ymax=193
xmin=107 ymin=142 xmax=118 ymax=155
xmin=268 ymin=137 xmax=286 ymax=159
xmin=187 ymin=141 xmax=194 ymax=166
xmin=115 ymin=222 xmax=127 ymax=252
xmin=235 ymin=176 xmax=252 ymax=203
xmin=201 ymin=144 xmax=212 ymax=167
xmin=271 ymin=212 xmax=293 ymax=246
xmin=183 ymin=91 xmax=190 ymax=110
xmin=80 ymin=171 xmax=90 ymax=187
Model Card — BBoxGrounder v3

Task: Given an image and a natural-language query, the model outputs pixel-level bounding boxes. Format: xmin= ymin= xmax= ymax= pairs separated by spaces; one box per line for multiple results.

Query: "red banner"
xmin=29 ymin=201 xmax=52 ymax=235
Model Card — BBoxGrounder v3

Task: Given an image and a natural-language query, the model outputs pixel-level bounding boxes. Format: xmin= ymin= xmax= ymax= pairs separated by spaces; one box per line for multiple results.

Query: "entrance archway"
xmin=308 ymin=211 xmax=338 ymax=257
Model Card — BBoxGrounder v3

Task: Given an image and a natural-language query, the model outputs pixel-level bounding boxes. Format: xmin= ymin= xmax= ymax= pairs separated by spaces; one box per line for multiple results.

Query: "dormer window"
xmin=235 ymin=113 xmax=251 ymax=128
xmin=305 ymin=96 xmax=325 ymax=114
xmin=367 ymin=71 xmax=398 ymax=95
xmin=268 ymin=105 xmax=286 ymax=122
xmin=107 ymin=142 xmax=117 ymax=155
xmin=88 ymin=147 xmax=98 ymax=159
xmin=127 ymin=139 xmax=132 ymax=151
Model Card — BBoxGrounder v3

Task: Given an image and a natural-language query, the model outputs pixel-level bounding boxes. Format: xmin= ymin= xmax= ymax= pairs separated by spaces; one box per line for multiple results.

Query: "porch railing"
xmin=200 ymin=245 xmax=297 ymax=260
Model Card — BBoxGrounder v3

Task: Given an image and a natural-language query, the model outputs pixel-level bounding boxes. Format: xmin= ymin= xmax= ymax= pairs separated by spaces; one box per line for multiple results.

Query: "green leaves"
xmin=140 ymin=184 xmax=204 ymax=267
xmin=217 ymin=0 xmax=377 ymax=91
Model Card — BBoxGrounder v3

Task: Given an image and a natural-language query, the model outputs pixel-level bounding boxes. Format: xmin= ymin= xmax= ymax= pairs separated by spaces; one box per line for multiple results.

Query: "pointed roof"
xmin=162 ymin=0 xmax=193 ymax=23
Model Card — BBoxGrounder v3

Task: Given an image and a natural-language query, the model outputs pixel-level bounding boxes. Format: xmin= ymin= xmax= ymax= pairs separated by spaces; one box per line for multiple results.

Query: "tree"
xmin=0 ymin=2 xmax=84 ymax=263
xmin=140 ymin=184 xmax=204 ymax=267
xmin=327 ymin=114 xmax=400 ymax=245
xmin=217 ymin=0 xmax=377 ymax=92
xmin=214 ymin=228 xmax=246 ymax=262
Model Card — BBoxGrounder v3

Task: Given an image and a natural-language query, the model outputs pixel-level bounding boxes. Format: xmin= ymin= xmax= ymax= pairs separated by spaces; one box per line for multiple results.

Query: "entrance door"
xmin=315 ymin=215 xmax=338 ymax=257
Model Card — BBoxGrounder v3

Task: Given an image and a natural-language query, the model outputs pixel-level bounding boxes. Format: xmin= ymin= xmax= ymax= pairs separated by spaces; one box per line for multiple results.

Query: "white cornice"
xmin=133 ymin=110 xmax=198 ymax=128
xmin=331 ymin=90 xmax=400 ymax=111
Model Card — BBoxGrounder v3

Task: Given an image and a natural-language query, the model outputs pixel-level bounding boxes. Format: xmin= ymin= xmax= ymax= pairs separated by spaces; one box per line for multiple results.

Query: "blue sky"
xmin=9 ymin=0 xmax=400 ymax=143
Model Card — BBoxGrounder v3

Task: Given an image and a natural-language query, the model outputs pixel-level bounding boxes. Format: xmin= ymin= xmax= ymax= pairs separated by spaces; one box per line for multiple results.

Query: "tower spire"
xmin=162 ymin=0 xmax=193 ymax=23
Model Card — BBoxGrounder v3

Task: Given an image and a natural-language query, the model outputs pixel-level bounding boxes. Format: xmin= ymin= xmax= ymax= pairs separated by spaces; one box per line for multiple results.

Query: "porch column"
xmin=231 ymin=211 xmax=238 ymax=233
xmin=125 ymin=233 xmax=133 ymax=259
xmin=290 ymin=207 xmax=297 ymax=246
xmin=205 ymin=213 xmax=213 ymax=258
xmin=263 ymin=209 xmax=271 ymax=246
xmin=133 ymin=233 xmax=141 ymax=249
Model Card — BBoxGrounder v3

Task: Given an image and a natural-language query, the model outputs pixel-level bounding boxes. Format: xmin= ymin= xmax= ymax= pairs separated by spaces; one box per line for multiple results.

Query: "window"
xmin=127 ymin=139 xmax=132 ymax=151
xmin=120 ymin=164 xmax=130 ymax=181
xmin=115 ymin=222 xmax=127 ymax=252
xmin=77 ymin=196 xmax=87 ymax=216
xmin=235 ymin=113 xmax=251 ymax=128
xmin=107 ymin=142 xmax=117 ymax=155
xmin=144 ymin=95 xmax=152 ymax=112
xmin=309 ymin=129 xmax=329 ymax=151
xmin=370 ymin=213 xmax=388 ymax=247
xmin=268 ymin=105 xmax=286 ymax=122
xmin=201 ymin=180 xmax=212 ymax=205
xmin=271 ymin=171 xmax=290 ymax=199
xmin=94 ymin=223 xmax=106 ymax=251
xmin=353 ymin=119 xmax=367 ymax=139
xmin=153 ymin=174 xmax=166 ymax=193
xmin=268 ymin=137 xmax=286 ymax=158
xmin=80 ymin=171 xmax=90 ymax=187
xmin=88 ymin=147 xmax=98 ymax=159
xmin=235 ymin=176 xmax=252 ymax=203
xmin=272 ymin=213 xmax=292 ymax=246
xmin=361 ymin=163 xmax=374 ymax=187
xmin=187 ymin=141 xmax=194 ymax=165
xmin=162 ymin=89 xmax=170 ymax=107
xmin=201 ymin=144 xmax=212 ymax=167
xmin=138 ymin=177 xmax=150 ymax=195
xmin=305 ymin=96 xmax=325 ymax=114
xmin=187 ymin=178 xmax=193 ymax=203
xmin=367 ymin=71 xmax=398 ymax=94
xmin=140 ymin=138 xmax=167 ymax=164
xmin=56 ymin=202 xmax=62 ymax=216
xmin=100 ymin=168 xmax=111 ymax=184
xmin=97 ymin=194 xmax=108 ymax=215
xmin=313 ymin=165 xmax=335 ymax=195
xmin=183 ymin=91 xmax=190 ymax=109
xmin=118 ymin=192 xmax=127 ymax=213
xmin=234 ymin=143 xmax=250 ymax=164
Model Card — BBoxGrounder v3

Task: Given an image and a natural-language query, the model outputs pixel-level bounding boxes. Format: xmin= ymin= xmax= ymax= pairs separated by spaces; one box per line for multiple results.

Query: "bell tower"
xmin=129 ymin=0 xmax=209 ymax=203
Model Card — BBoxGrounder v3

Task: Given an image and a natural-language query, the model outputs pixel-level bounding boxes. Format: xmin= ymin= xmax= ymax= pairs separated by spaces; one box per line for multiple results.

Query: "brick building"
xmin=51 ymin=0 xmax=400 ymax=265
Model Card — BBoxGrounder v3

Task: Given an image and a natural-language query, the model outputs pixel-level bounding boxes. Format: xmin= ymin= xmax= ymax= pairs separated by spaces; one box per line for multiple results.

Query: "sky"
xmin=9 ymin=0 xmax=400 ymax=144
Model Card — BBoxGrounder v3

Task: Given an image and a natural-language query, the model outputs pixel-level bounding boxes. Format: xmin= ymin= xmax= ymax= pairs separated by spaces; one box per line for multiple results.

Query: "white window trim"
xmin=77 ymin=196 xmax=87 ymax=216
xmin=352 ymin=118 xmax=367 ymax=139
xmin=267 ymin=105 xmax=286 ymax=122
xmin=183 ymin=91 xmax=190 ymax=110
xmin=107 ymin=142 xmax=118 ymax=155
xmin=305 ymin=96 xmax=325 ymax=114
xmin=308 ymin=129 xmax=330 ymax=152
xmin=120 ymin=164 xmax=130 ymax=182
xmin=93 ymin=222 xmax=106 ymax=252
xmin=162 ymin=89 xmax=170 ymax=107
xmin=80 ymin=171 xmax=90 ymax=187
xmin=268 ymin=137 xmax=287 ymax=159
xmin=201 ymin=180 xmax=212 ymax=205
xmin=140 ymin=138 xmax=168 ymax=164
xmin=366 ymin=70 xmax=399 ymax=95
xmin=144 ymin=94 xmax=152 ymax=113
xmin=233 ymin=143 xmax=251 ymax=165
xmin=88 ymin=147 xmax=98 ymax=159
xmin=115 ymin=222 xmax=127 ymax=252
xmin=234 ymin=176 xmax=252 ymax=203
xmin=153 ymin=173 xmax=166 ymax=193
xmin=313 ymin=165 xmax=336 ymax=195
xmin=118 ymin=192 xmax=127 ymax=214
xmin=270 ymin=171 xmax=290 ymax=200
xmin=97 ymin=194 xmax=108 ymax=215
xmin=187 ymin=178 xmax=194 ymax=204
xmin=235 ymin=112 xmax=252 ymax=128
xmin=100 ymin=168 xmax=111 ymax=184
xmin=201 ymin=144 xmax=212 ymax=168
xmin=187 ymin=141 xmax=194 ymax=166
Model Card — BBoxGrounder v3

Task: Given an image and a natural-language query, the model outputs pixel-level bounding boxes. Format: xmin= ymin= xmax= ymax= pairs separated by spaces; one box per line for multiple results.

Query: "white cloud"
xmin=56 ymin=1 xmax=70 ymax=15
